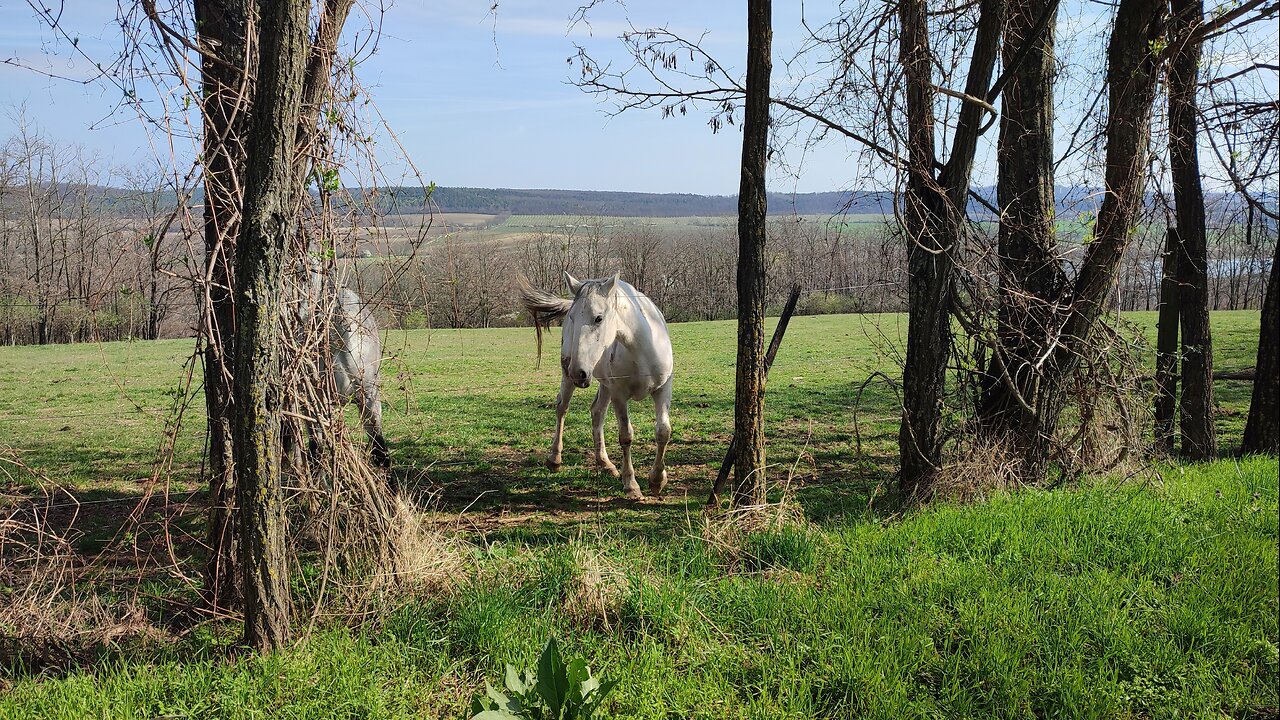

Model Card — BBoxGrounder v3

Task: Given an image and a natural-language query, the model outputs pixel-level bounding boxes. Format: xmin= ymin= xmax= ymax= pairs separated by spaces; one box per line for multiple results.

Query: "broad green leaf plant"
xmin=470 ymin=638 xmax=618 ymax=720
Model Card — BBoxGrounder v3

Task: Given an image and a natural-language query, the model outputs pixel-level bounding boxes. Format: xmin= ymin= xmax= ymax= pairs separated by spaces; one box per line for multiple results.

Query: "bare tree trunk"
xmin=233 ymin=0 xmax=310 ymax=652
xmin=978 ymin=0 xmax=1066 ymax=481
xmin=1155 ymin=228 xmax=1180 ymax=454
xmin=896 ymin=0 xmax=948 ymax=499
xmin=1243 ymin=238 xmax=1279 ymax=454
xmin=897 ymin=0 xmax=1005 ymax=498
xmin=1042 ymin=0 xmax=1167 ymax=439
xmin=732 ymin=0 xmax=772 ymax=507
xmin=195 ymin=0 xmax=253 ymax=614
xmin=292 ymin=0 xmax=355 ymax=186
xmin=1169 ymin=0 xmax=1217 ymax=460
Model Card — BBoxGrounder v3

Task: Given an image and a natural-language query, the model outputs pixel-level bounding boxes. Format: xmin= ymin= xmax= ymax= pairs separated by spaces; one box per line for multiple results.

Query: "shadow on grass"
xmin=387 ymin=388 xmax=900 ymax=539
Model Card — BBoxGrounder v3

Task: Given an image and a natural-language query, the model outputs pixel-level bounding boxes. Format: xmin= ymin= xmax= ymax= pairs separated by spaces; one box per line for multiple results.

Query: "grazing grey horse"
xmin=522 ymin=272 xmax=674 ymax=499
xmin=298 ymin=261 xmax=389 ymax=469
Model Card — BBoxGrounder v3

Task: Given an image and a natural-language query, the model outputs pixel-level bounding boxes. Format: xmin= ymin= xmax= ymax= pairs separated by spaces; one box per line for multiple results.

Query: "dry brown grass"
xmin=388 ymin=498 xmax=475 ymax=597
xmin=0 ymin=501 xmax=172 ymax=675
xmin=931 ymin=438 xmax=1025 ymax=503
xmin=560 ymin=543 xmax=629 ymax=631
xmin=699 ymin=496 xmax=809 ymax=571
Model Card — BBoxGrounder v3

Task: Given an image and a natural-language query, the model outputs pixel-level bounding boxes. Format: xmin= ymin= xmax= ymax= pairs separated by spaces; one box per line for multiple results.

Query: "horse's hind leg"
xmin=591 ymin=385 xmax=618 ymax=477
xmin=648 ymin=378 xmax=672 ymax=496
xmin=609 ymin=395 xmax=642 ymax=499
xmin=547 ymin=373 xmax=576 ymax=471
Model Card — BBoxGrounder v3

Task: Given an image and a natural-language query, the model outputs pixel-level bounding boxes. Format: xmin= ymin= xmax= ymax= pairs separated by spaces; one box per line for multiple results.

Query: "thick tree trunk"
xmin=1169 ymin=0 xmax=1217 ymax=460
xmin=233 ymin=0 xmax=310 ymax=652
xmin=1042 ymin=0 xmax=1167 ymax=437
xmin=978 ymin=0 xmax=1065 ymax=481
xmin=1154 ymin=228 xmax=1180 ymax=454
xmin=732 ymin=0 xmax=772 ymax=507
xmin=897 ymin=0 xmax=950 ymax=499
xmin=195 ymin=0 xmax=254 ymax=614
xmin=896 ymin=0 xmax=1005 ymax=499
xmin=1242 ymin=239 xmax=1279 ymax=454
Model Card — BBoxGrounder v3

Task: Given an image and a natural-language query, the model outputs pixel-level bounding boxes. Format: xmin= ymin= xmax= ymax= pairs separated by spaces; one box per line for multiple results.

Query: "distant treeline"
xmin=365 ymin=185 xmax=1235 ymax=219
xmin=352 ymin=185 xmax=1276 ymax=221
xmin=26 ymin=181 xmax=1276 ymax=225
xmin=375 ymin=186 xmax=896 ymax=217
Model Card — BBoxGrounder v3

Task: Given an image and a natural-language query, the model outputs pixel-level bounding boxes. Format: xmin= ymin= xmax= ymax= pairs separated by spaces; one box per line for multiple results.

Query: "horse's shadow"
xmin=383 ymin=387 xmax=897 ymax=542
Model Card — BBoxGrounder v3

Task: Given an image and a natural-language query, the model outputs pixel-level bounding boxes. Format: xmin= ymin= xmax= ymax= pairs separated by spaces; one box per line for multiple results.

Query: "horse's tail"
xmin=520 ymin=284 xmax=572 ymax=368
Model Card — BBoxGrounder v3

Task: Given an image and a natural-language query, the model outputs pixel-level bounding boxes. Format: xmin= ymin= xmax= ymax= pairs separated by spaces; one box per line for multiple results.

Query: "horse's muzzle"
xmin=571 ymin=368 xmax=591 ymax=388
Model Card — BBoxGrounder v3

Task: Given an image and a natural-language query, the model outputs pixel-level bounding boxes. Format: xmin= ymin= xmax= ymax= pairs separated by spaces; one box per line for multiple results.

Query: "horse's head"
xmin=561 ymin=271 xmax=621 ymax=388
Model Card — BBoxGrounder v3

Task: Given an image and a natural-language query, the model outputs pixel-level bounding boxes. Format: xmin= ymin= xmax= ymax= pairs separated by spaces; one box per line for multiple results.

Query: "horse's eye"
xmin=594 ymin=315 xmax=604 ymax=324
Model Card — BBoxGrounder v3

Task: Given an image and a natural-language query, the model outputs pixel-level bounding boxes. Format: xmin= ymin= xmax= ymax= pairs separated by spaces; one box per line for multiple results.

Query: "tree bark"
xmin=732 ymin=0 xmax=772 ymax=507
xmin=896 ymin=0 xmax=950 ymax=499
xmin=1242 ymin=238 xmax=1279 ymax=454
xmin=233 ymin=0 xmax=311 ymax=651
xmin=195 ymin=0 xmax=254 ymax=614
xmin=1154 ymin=228 xmax=1180 ymax=454
xmin=938 ymin=0 xmax=1005 ymax=207
xmin=1169 ymin=0 xmax=1217 ymax=460
xmin=711 ymin=286 xmax=800 ymax=507
xmin=1042 ymin=0 xmax=1167 ymax=438
xmin=292 ymin=0 xmax=356 ymax=187
xmin=978 ymin=0 xmax=1066 ymax=481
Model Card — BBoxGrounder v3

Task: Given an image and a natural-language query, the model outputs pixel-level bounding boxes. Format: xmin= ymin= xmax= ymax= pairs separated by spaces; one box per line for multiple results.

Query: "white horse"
xmin=522 ymin=272 xmax=673 ymax=499
xmin=298 ymin=261 xmax=389 ymax=470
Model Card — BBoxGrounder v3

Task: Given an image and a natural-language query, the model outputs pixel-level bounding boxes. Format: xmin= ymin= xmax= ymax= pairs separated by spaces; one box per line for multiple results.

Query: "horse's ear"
xmin=603 ymin=272 xmax=620 ymax=296
xmin=564 ymin=271 xmax=583 ymax=297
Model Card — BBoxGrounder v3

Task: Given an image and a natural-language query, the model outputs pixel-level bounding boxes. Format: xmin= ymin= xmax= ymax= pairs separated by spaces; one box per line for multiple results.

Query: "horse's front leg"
xmin=609 ymin=395 xmax=642 ymax=499
xmin=547 ymin=373 xmax=576 ymax=471
xmin=648 ymin=378 xmax=672 ymax=496
xmin=590 ymin=385 xmax=618 ymax=477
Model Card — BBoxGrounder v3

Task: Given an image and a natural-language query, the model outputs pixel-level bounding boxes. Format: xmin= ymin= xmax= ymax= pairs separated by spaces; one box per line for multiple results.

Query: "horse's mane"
xmin=520 ymin=283 xmax=574 ymax=368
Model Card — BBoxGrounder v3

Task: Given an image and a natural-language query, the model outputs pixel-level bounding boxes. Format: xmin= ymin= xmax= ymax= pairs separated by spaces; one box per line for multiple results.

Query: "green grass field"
xmin=0 ymin=311 xmax=1275 ymax=718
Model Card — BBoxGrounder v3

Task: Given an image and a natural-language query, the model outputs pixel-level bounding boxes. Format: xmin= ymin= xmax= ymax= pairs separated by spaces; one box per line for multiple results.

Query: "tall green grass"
xmin=3 ymin=457 xmax=1275 ymax=719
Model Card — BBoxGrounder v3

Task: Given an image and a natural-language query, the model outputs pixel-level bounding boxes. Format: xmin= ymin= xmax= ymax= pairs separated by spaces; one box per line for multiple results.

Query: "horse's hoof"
xmin=546 ymin=458 xmax=562 ymax=472
xmin=623 ymin=487 xmax=644 ymax=501
xmin=601 ymin=462 xmax=620 ymax=478
xmin=648 ymin=470 xmax=668 ymax=497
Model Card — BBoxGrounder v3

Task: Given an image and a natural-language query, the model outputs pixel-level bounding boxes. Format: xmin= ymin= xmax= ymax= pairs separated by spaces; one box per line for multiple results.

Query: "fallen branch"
xmin=1214 ymin=368 xmax=1256 ymax=381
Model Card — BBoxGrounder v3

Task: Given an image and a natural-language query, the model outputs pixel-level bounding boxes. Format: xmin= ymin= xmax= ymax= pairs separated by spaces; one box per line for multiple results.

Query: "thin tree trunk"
xmin=732 ymin=0 xmax=772 ymax=506
xmin=1169 ymin=0 xmax=1216 ymax=460
xmin=292 ymin=0 xmax=355 ymax=186
xmin=1242 ymin=238 xmax=1279 ymax=454
xmin=233 ymin=0 xmax=310 ymax=652
xmin=195 ymin=0 xmax=253 ymax=614
xmin=711 ymin=286 xmax=800 ymax=507
xmin=978 ymin=0 xmax=1066 ymax=481
xmin=1155 ymin=228 xmax=1180 ymax=454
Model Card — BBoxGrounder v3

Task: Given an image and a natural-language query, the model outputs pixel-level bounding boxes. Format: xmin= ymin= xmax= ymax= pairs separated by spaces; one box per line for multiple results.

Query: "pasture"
xmin=0 ymin=311 xmax=1276 ymax=718
xmin=344 ymin=213 xmax=894 ymax=258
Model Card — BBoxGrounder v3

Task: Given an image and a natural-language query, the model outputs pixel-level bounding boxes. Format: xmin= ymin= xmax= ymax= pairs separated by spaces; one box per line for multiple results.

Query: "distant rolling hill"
xmin=17 ymin=182 xmax=1275 ymax=225
xmin=386 ymin=186 xmax=896 ymax=217
xmin=375 ymin=185 xmax=1123 ymax=218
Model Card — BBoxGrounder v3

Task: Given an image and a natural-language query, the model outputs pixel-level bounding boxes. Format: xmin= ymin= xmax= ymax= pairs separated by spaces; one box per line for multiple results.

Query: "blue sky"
xmin=2 ymin=1 xmax=1267 ymax=196
xmin=0 ymin=0 xmax=859 ymax=194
